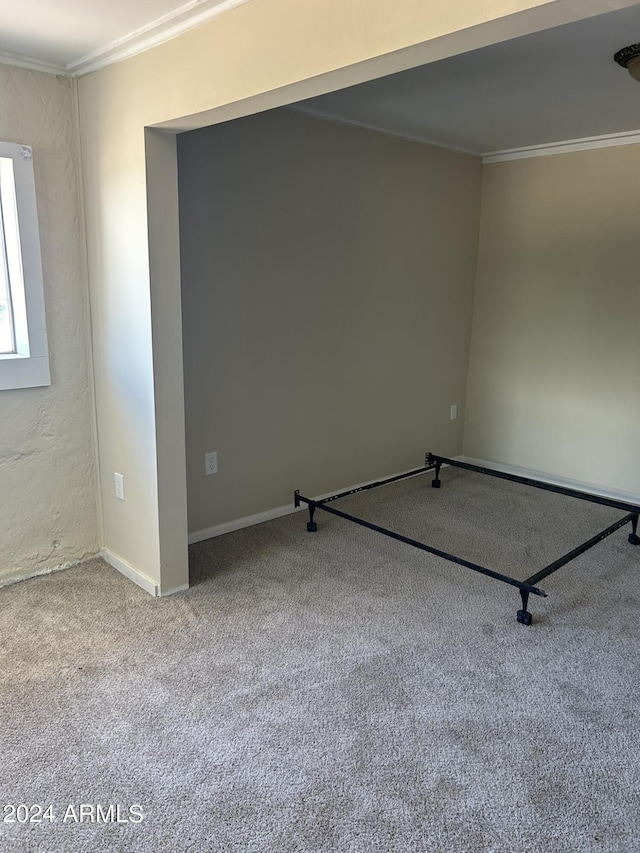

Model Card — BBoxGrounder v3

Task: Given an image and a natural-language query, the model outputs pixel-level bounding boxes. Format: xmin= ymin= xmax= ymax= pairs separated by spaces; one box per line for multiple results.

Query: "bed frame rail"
xmin=295 ymin=453 xmax=640 ymax=626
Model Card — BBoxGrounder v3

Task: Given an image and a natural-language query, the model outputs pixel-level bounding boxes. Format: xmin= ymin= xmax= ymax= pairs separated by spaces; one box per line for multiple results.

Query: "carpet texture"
xmin=1 ymin=467 xmax=639 ymax=852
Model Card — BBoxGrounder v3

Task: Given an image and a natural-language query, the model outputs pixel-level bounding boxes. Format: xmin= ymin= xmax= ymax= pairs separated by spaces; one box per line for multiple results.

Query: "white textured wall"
xmin=0 ymin=66 xmax=98 ymax=585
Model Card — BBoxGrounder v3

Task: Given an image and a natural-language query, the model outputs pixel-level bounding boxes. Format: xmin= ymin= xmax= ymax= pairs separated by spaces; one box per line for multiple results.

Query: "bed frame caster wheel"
xmin=307 ymin=521 xmax=317 ymax=532
xmin=629 ymin=533 xmax=640 ymax=546
xmin=516 ymin=609 xmax=532 ymax=626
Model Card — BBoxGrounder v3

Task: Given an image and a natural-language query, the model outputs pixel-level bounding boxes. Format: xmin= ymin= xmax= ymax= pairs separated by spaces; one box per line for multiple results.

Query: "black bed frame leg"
xmin=306 ymin=502 xmax=318 ymax=533
xmin=629 ymin=514 xmax=640 ymax=546
xmin=432 ymin=462 xmax=442 ymax=489
xmin=517 ymin=590 xmax=533 ymax=626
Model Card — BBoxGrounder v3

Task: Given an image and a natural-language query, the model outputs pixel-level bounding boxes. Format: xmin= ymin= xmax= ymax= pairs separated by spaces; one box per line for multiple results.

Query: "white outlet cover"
xmin=114 ymin=472 xmax=125 ymax=500
xmin=205 ymin=451 xmax=218 ymax=475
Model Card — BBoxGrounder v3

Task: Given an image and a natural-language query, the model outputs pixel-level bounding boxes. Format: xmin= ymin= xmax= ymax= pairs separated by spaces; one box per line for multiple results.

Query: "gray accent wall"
xmin=178 ymin=109 xmax=482 ymax=534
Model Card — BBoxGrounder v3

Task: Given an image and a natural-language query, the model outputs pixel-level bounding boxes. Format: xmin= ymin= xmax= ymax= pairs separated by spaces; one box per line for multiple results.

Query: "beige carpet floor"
xmin=1 ymin=467 xmax=639 ymax=852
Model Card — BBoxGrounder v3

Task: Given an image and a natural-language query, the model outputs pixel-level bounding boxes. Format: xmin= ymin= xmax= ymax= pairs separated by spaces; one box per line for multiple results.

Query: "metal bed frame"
xmin=294 ymin=453 xmax=640 ymax=625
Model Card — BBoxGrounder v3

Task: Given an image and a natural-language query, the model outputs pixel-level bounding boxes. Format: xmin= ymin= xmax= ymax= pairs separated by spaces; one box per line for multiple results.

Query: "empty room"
xmin=2 ymin=1 xmax=640 ymax=851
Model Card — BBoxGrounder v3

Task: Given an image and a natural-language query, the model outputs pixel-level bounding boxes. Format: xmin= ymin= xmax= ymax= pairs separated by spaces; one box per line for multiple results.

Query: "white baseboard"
xmin=459 ymin=456 xmax=640 ymax=507
xmin=158 ymin=582 xmax=190 ymax=597
xmin=188 ymin=503 xmax=299 ymax=544
xmin=100 ymin=547 xmax=159 ymax=597
xmin=188 ymin=461 xmax=441 ymax=545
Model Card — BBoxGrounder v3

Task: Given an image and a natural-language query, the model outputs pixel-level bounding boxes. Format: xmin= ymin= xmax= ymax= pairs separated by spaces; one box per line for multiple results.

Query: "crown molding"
xmin=288 ymin=106 xmax=478 ymax=157
xmin=291 ymin=108 xmax=640 ymax=163
xmin=483 ymin=129 xmax=640 ymax=163
xmin=0 ymin=49 xmax=66 ymax=76
xmin=0 ymin=0 xmax=253 ymax=78
xmin=67 ymin=0 xmax=253 ymax=75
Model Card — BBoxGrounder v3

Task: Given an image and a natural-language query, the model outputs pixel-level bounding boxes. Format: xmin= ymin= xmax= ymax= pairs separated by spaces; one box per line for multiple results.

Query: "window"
xmin=0 ymin=142 xmax=50 ymax=390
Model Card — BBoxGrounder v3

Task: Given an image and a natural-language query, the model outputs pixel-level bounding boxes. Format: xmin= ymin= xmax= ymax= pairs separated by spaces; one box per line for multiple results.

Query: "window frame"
xmin=0 ymin=141 xmax=50 ymax=390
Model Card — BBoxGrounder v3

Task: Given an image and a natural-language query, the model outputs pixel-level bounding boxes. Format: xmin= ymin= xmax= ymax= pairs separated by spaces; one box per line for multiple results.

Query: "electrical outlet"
xmin=114 ymin=472 xmax=125 ymax=501
xmin=205 ymin=451 xmax=218 ymax=476
xmin=450 ymin=404 xmax=458 ymax=420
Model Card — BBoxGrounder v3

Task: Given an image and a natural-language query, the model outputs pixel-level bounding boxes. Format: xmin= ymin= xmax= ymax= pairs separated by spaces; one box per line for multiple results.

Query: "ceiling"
xmin=0 ymin=0 xmax=250 ymax=74
xmin=0 ymin=1 xmax=639 ymax=154
xmin=294 ymin=4 xmax=640 ymax=156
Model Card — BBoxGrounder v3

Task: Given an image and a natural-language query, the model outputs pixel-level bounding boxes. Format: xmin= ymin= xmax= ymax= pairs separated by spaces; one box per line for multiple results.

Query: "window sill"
xmin=0 ymin=354 xmax=50 ymax=390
